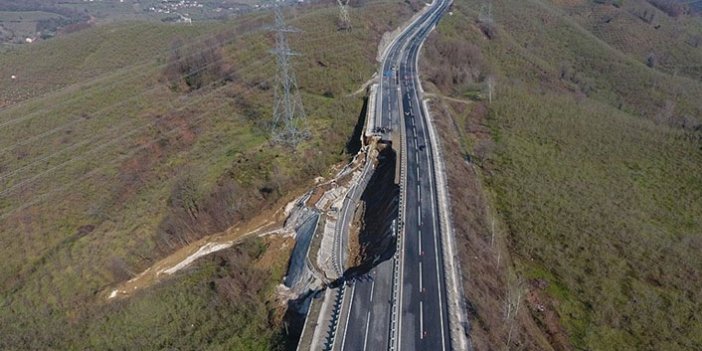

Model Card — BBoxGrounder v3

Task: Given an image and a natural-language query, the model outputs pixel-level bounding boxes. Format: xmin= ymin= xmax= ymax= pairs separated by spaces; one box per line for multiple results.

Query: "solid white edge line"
xmin=413 ymin=34 xmax=448 ymax=350
xmin=429 ymin=167 xmax=447 ymax=351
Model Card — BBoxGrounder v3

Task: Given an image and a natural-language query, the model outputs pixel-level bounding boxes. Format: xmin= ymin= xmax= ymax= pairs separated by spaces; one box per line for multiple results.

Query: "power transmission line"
xmin=337 ymin=0 xmax=352 ymax=30
xmin=0 ymin=41 xmax=371 ymax=202
xmin=479 ymin=1 xmax=493 ymax=24
xmin=269 ymin=6 xmax=309 ymax=147
xmin=0 ymin=15 xmax=372 ymax=159
xmin=0 ymin=1 xmax=399 ymax=213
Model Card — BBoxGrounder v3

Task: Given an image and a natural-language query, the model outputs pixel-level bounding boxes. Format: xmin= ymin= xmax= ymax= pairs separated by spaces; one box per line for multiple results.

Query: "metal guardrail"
xmin=388 ymin=219 xmax=402 ymax=351
xmin=322 ymin=285 xmax=346 ymax=351
xmin=389 ymin=53 xmax=411 ymax=349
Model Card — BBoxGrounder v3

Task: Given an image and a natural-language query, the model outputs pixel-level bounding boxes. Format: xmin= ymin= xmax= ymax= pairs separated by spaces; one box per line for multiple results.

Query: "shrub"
xmin=164 ymin=36 xmax=232 ymax=91
xmin=647 ymin=0 xmax=690 ymax=17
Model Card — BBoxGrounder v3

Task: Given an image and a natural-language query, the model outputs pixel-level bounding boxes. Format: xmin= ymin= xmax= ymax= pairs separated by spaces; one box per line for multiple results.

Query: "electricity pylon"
xmin=479 ymin=1 xmax=493 ymax=24
xmin=337 ymin=0 xmax=351 ymax=31
xmin=270 ymin=6 xmax=309 ymax=147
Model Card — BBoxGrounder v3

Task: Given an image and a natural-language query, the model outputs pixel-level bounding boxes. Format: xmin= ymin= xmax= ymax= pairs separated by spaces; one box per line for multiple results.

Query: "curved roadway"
xmin=338 ymin=0 xmax=453 ymax=350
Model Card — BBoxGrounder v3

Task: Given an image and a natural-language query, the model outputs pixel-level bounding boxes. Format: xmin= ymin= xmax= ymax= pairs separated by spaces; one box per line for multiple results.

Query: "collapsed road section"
xmin=280 ymin=78 xmax=404 ymax=350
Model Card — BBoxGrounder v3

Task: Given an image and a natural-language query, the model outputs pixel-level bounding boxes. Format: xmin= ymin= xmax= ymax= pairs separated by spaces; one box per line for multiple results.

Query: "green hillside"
xmin=0 ymin=1 xmax=415 ymax=348
xmin=0 ymin=21 xmax=224 ymax=106
xmin=423 ymin=0 xmax=702 ymax=349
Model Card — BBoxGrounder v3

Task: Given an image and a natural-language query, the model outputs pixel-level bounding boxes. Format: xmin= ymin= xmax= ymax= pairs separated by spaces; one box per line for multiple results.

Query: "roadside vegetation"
xmin=423 ymin=0 xmax=702 ymax=349
xmin=4 ymin=236 xmax=290 ymax=350
xmin=0 ymin=0 xmax=416 ymax=348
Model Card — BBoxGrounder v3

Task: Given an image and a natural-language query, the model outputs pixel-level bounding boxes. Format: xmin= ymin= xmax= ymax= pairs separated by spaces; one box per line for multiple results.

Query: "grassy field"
xmin=559 ymin=0 xmax=702 ymax=79
xmin=423 ymin=0 xmax=702 ymax=349
xmin=0 ymin=1 xmax=415 ymax=348
xmin=0 ymin=21 xmax=226 ymax=106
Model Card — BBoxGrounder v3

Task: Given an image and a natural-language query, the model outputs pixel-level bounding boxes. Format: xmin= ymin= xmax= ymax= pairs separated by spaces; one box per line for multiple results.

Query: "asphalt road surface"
xmin=338 ymin=0 xmax=452 ymax=350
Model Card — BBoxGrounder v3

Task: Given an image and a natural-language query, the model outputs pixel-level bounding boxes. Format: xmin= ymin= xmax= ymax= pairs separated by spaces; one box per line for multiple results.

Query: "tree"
xmin=654 ymin=100 xmax=675 ymax=125
xmin=646 ymin=52 xmax=657 ymax=68
xmin=647 ymin=0 xmax=690 ymax=18
xmin=164 ymin=36 xmax=230 ymax=91
xmin=486 ymin=75 xmax=496 ymax=103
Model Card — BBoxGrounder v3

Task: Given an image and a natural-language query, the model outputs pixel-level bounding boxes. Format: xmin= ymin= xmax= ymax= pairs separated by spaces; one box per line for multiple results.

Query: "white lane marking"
xmin=418 ymin=230 xmax=423 ymax=255
xmin=416 ymin=166 xmax=420 ymax=179
xmin=362 ymin=310 xmax=372 ymax=351
xmin=340 ymin=283 xmax=357 ymax=351
xmin=419 ymin=261 xmax=423 ymax=291
xmin=415 ymin=152 xmax=419 ymax=164
xmin=417 ymin=206 xmax=422 ymax=225
xmin=369 ymin=278 xmax=375 ymax=302
xmin=419 ymin=300 xmax=424 ymax=340
xmin=417 ymin=184 xmax=421 ymax=199
xmin=425 ymin=122 xmax=448 ymax=351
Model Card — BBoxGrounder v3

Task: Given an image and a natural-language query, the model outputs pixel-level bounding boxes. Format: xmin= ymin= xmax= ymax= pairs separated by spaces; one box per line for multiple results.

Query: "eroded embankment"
xmin=348 ymin=144 xmax=398 ymax=273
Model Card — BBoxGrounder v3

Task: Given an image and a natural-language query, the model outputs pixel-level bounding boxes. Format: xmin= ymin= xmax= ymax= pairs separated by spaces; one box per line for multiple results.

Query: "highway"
xmin=396 ymin=8 xmax=452 ymax=349
xmin=337 ymin=0 xmax=454 ymax=350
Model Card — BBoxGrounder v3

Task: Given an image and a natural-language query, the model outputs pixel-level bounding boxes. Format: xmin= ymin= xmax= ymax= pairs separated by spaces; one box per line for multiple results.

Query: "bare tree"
xmin=108 ymin=256 xmax=133 ymax=281
xmin=646 ymin=52 xmax=657 ymax=68
xmin=478 ymin=1 xmax=497 ymax=39
xmin=654 ymin=100 xmax=675 ymax=125
xmin=486 ymin=75 xmax=496 ymax=103
xmin=474 ymin=138 xmax=496 ymax=165
xmin=164 ymin=36 xmax=229 ymax=91
xmin=647 ymin=0 xmax=690 ymax=18
xmin=505 ymin=277 xmax=525 ymax=349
